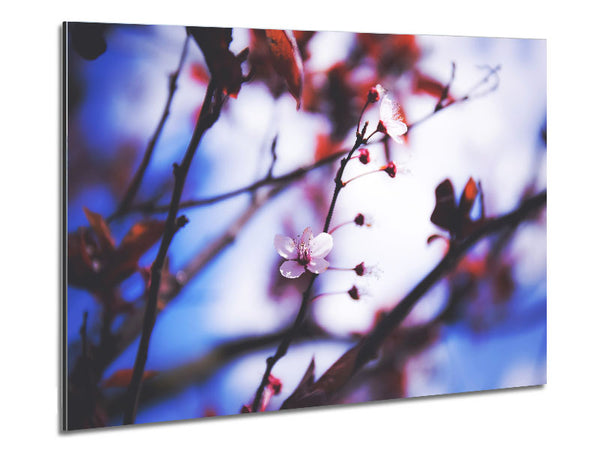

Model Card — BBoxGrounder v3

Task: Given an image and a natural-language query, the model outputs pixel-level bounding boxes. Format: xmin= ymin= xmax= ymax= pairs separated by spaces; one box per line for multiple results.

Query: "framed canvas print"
xmin=62 ymin=22 xmax=546 ymax=430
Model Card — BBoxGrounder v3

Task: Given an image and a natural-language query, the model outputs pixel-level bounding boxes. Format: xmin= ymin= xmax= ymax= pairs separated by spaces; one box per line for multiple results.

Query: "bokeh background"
xmin=66 ymin=23 xmax=546 ymax=427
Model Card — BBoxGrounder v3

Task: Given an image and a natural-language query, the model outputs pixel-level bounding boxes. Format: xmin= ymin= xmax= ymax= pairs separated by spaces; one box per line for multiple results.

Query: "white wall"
xmin=1 ymin=0 xmax=598 ymax=448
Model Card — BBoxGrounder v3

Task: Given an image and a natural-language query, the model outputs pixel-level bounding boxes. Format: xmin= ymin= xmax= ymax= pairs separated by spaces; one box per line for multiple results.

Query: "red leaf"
xmin=265 ymin=30 xmax=304 ymax=109
xmin=68 ymin=213 xmax=165 ymax=293
xmin=186 ymin=27 xmax=243 ymax=97
xmin=104 ymin=219 xmax=166 ymax=286
xmin=101 ymin=369 xmax=158 ymax=388
xmin=83 ymin=207 xmax=115 ymax=253
xmin=430 ymin=179 xmax=457 ymax=232
xmin=190 ymin=63 xmax=210 ymax=84
xmin=458 ymin=177 xmax=478 ymax=218
xmin=281 ymin=358 xmax=316 ymax=409
xmin=413 ymin=71 xmax=455 ymax=102
xmin=281 ymin=346 xmax=362 ymax=409
xmin=430 ymin=178 xmax=484 ymax=240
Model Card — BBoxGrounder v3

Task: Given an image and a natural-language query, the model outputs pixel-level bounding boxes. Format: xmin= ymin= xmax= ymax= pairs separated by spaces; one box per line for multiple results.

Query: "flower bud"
xmin=368 ymin=84 xmax=384 ymax=103
xmin=383 ymin=161 xmax=397 ymax=178
xmin=358 ymin=148 xmax=370 ymax=165
xmin=354 ymin=262 xmax=366 ymax=276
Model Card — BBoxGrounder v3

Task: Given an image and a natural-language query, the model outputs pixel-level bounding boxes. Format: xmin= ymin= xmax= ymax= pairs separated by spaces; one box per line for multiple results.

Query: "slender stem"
xmin=356 ymin=99 xmax=370 ymax=135
xmin=328 ymin=220 xmax=354 ymax=234
xmin=109 ymin=35 xmax=190 ymax=222
xmin=342 ymin=168 xmax=385 ymax=186
xmin=133 ymin=148 xmax=349 ymax=214
xmin=122 ymin=80 xmax=223 ymax=425
xmin=250 ymin=126 xmax=366 ymax=412
xmin=363 ymin=129 xmax=380 ymax=144
xmin=408 ymin=65 xmax=501 ymax=132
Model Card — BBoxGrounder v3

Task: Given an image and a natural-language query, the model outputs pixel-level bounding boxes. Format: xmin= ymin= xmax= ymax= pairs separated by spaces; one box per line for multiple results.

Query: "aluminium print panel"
xmin=63 ymin=22 xmax=547 ymax=430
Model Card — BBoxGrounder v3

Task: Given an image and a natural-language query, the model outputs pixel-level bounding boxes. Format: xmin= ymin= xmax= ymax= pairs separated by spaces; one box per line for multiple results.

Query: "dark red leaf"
xmin=458 ymin=177 xmax=478 ymax=218
xmin=186 ymin=27 xmax=243 ymax=97
xmin=265 ymin=30 xmax=304 ymax=109
xmin=430 ymin=179 xmax=457 ymax=232
xmin=281 ymin=358 xmax=315 ymax=409
xmin=281 ymin=346 xmax=362 ymax=409
xmin=105 ymin=219 xmax=166 ymax=286
xmin=83 ymin=207 xmax=115 ymax=253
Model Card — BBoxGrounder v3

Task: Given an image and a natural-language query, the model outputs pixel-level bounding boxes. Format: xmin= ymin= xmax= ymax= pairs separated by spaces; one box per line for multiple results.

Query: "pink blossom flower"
xmin=274 ymin=227 xmax=333 ymax=278
xmin=374 ymin=84 xmax=408 ymax=143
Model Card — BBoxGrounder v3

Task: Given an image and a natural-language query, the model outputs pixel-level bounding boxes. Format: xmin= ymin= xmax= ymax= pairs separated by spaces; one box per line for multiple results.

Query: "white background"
xmin=1 ymin=0 xmax=598 ymax=448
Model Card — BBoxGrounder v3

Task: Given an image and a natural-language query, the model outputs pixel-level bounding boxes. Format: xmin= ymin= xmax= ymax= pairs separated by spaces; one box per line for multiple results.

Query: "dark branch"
xmin=250 ymin=121 xmax=368 ymax=412
xmin=131 ymin=148 xmax=349 ymax=214
xmin=109 ymin=35 xmax=190 ymax=222
xmin=122 ymin=79 xmax=225 ymax=425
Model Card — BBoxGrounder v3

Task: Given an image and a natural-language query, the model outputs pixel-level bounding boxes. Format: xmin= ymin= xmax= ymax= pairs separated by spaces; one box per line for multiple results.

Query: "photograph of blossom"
xmin=63 ymin=22 xmax=547 ymax=430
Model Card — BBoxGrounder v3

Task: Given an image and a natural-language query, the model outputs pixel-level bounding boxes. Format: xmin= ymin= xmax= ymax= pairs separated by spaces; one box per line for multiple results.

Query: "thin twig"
xmin=266 ymin=135 xmax=278 ymax=180
xmin=136 ymin=67 xmax=500 ymax=215
xmin=122 ymin=79 xmax=224 ymax=425
xmin=250 ymin=119 xmax=368 ymax=412
xmin=408 ymin=64 xmax=501 ymax=132
xmin=109 ymin=35 xmax=191 ymax=222
xmin=131 ymin=148 xmax=349 ymax=214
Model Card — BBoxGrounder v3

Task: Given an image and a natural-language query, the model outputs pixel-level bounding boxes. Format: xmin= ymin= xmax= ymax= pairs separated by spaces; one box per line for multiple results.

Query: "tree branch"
xmin=250 ymin=121 xmax=368 ymax=412
xmin=109 ymin=35 xmax=190 ymax=222
xmin=132 ymin=67 xmax=500 ymax=217
xmin=122 ymin=79 xmax=225 ymax=425
xmin=131 ymin=148 xmax=349 ymax=214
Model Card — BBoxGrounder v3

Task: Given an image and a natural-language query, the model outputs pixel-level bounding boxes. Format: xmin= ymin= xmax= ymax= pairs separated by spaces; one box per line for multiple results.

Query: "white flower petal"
xmin=380 ymin=95 xmax=408 ymax=143
xmin=310 ymin=232 xmax=333 ymax=259
xmin=274 ymin=234 xmax=298 ymax=259
xmin=280 ymin=260 xmax=306 ymax=278
xmin=386 ymin=121 xmax=408 ymax=143
xmin=300 ymin=227 xmax=313 ymax=245
xmin=307 ymin=257 xmax=329 ymax=274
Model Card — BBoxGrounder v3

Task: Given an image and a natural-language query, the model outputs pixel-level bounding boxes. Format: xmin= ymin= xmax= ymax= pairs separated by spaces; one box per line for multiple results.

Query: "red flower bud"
xmin=383 ymin=161 xmax=397 ymax=178
xmin=358 ymin=148 xmax=370 ymax=165
xmin=348 ymin=285 xmax=360 ymax=300
xmin=354 ymin=213 xmax=365 ymax=226
xmin=354 ymin=262 xmax=366 ymax=276
xmin=368 ymin=86 xmax=381 ymax=103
